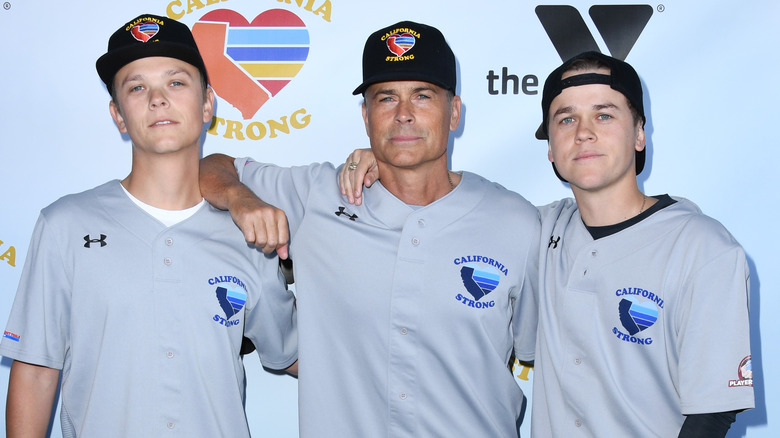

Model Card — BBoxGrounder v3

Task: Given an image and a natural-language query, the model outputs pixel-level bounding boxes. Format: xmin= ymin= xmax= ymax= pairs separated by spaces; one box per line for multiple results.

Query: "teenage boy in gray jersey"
xmin=200 ymin=21 xmax=540 ymax=437
xmin=1 ymin=14 xmax=297 ymax=437
xmin=531 ymin=51 xmax=753 ymax=438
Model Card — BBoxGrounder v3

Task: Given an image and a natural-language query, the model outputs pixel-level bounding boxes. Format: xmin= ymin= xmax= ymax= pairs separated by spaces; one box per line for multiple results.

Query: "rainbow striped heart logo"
xmin=386 ymin=32 xmax=415 ymax=56
xmin=192 ymin=9 xmax=310 ymax=119
xmin=131 ymin=21 xmax=159 ymax=43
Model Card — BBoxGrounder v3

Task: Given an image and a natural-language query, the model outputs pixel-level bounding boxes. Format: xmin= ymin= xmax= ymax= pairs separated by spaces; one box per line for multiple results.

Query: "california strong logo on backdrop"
xmin=164 ymin=0 xmax=333 ymax=141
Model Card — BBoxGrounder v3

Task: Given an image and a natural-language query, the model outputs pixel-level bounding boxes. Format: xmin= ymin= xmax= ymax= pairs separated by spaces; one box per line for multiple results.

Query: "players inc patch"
xmin=208 ymin=275 xmax=248 ymax=327
xmin=611 ymin=287 xmax=663 ymax=346
xmin=453 ymin=255 xmax=508 ymax=310
xmin=728 ymin=355 xmax=753 ymax=387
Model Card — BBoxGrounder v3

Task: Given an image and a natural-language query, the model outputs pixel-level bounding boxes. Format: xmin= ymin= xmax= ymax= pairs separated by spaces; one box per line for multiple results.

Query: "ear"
xmin=634 ymin=122 xmax=646 ymax=152
xmin=547 ymin=142 xmax=554 ymax=163
xmin=109 ymin=100 xmax=127 ymax=134
xmin=361 ymin=100 xmax=370 ymax=136
xmin=202 ymin=87 xmax=215 ymax=123
xmin=449 ymin=94 xmax=462 ymax=132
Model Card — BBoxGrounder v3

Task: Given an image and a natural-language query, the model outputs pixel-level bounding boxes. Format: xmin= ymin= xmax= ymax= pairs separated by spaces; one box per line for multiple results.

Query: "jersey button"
xmin=167 ymin=421 xmax=175 ymax=429
xmin=165 ymin=237 xmax=174 ymax=246
xmin=164 ymin=257 xmax=173 ymax=266
xmin=411 ymin=237 xmax=420 ymax=246
xmin=166 ymin=351 xmax=175 ymax=359
xmin=400 ymin=328 xmax=408 ymax=335
xmin=417 ymin=219 xmax=425 ymax=227
xmin=574 ymin=419 xmax=583 ymax=428
xmin=591 ymin=250 xmax=597 ymax=257
xmin=399 ymin=392 xmax=407 ymax=400
xmin=574 ymin=358 xmax=582 ymax=365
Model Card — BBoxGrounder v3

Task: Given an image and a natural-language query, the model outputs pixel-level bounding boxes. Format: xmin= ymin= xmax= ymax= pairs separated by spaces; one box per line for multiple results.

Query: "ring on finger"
xmin=347 ymin=161 xmax=358 ymax=171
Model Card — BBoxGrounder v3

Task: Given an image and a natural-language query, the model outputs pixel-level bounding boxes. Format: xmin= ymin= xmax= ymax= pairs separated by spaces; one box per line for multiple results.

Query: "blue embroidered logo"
xmin=453 ymin=255 xmax=507 ymax=310
xmin=618 ymin=296 xmax=658 ymax=335
xmin=460 ymin=264 xmax=499 ymax=301
xmin=209 ymin=275 xmax=248 ymax=327
xmin=217 ymin=286 xmax=247 ymax=319
xmin=612 ymin=287 xmax=662 ymax=345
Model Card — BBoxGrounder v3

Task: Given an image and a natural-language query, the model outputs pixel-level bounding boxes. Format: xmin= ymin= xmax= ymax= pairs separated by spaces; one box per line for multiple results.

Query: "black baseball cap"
xmin=536 ymin=51 xmax=646 ymax=180
xmin=96 ymin=14 xmax=208 ymax=94
xmin=353 ymin=21 xmax=456 ymax=95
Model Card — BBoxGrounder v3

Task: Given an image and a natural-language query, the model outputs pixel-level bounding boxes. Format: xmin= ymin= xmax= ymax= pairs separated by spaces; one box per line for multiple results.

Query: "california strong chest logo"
xmin=453 ymin=255 xmax=509 ymax=310
xmin=209 ymin=275 xmax=249 ymax=327
xmin=612 ymin=287 xmax=663 ymax=346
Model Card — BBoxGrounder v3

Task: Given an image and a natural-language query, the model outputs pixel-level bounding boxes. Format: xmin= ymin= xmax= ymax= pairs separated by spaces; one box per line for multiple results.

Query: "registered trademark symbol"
xmin=657 ymin=4 xmax=665 ymax=12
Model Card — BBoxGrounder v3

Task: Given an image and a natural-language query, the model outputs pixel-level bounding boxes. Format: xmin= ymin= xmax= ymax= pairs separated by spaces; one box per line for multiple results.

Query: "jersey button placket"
xmin=390 ymin=217 xmax=425 ymax=435
xmin=163 ymin=236 xmax=174 ymax=266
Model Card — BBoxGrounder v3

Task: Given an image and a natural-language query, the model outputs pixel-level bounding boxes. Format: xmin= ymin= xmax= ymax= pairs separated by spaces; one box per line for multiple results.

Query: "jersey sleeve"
xmin=235 ymin=157 xmax=333 ymax=238
xmin=676 ymin=226 xmax=754 ymax=414
xmin=243 ymin=253 xmax=298 ymax=370
xmin=512 ymin=207 xmax=542 ymax=362
xmin=0 ymin=212 xmax=71 ymax=369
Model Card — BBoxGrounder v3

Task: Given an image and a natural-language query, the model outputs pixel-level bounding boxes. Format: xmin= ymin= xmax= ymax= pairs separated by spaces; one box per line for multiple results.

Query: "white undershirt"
xmin=120 ymin=184 xmax=205 ymax=227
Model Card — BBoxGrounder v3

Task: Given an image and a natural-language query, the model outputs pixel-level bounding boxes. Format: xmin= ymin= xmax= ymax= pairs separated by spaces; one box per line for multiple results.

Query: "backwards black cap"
xmin=96 ymin=14 xmax=208 ymax=94
xmin=537 ymin=51 xmax=646 ymax=181
xmin=353 ymin=21 xmax=456 ymax=95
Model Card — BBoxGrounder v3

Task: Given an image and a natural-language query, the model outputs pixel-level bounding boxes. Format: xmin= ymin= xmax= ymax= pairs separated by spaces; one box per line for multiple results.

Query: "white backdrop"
xmin=0 ymin=0 xmax=775 ymax=436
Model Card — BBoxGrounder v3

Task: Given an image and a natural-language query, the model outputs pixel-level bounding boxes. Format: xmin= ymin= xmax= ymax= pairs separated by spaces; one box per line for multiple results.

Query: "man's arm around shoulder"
xmin=6 ymin=359 xmax=60 ymax=438
xmin=199 ymin=153 xmax=290 ymax=258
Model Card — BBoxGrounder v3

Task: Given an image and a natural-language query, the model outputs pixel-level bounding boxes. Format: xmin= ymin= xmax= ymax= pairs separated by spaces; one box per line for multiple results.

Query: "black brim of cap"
xmin=96 ymin=42 xmax=207 ymax=92
xmin=535 ymin=122 xmax=547 ymax=140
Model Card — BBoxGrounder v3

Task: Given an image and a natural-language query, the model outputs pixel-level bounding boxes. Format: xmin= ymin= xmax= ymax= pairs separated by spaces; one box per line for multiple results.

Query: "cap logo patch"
xmin=130 ymin=21 xmax=160 ymax=43
xmin=386 ymin=32 xmax=415 ymax=56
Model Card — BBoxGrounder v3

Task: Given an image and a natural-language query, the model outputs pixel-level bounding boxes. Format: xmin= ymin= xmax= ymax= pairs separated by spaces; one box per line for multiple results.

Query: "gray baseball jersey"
xmin=531 ymin=196 xmax=754 ymax=437
xmin=0 ymin=180 xmax=297 ymax=437
xmin=236 ymin=159 xmax=540 ymax=437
